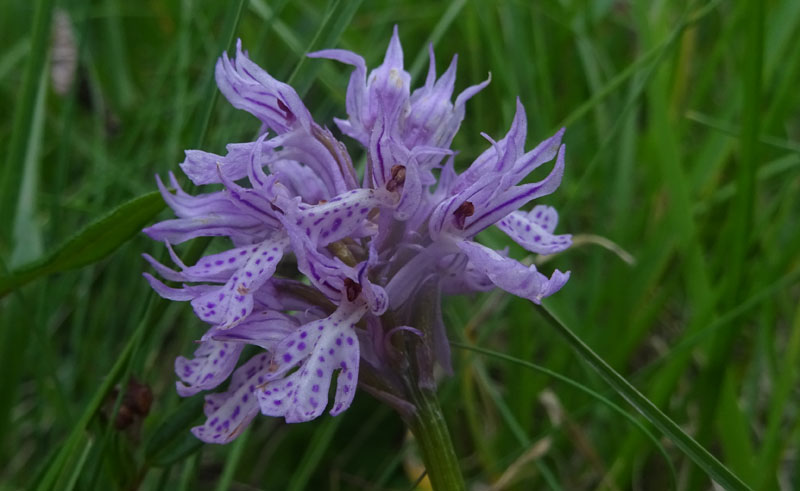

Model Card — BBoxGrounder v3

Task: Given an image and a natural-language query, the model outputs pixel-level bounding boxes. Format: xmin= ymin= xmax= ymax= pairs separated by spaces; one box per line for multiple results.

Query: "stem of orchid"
xmin=403 ymin=385 xmax=465 ymax=491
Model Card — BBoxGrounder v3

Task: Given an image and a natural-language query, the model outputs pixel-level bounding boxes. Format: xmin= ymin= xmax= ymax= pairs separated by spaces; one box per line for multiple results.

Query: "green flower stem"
xmin=403 ymin=386 xmax=465 ymax=491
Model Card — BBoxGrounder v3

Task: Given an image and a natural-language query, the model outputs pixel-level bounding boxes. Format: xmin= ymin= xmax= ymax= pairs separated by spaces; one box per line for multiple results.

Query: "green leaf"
xmin=0 ymin=191 xmax=165 ymax=297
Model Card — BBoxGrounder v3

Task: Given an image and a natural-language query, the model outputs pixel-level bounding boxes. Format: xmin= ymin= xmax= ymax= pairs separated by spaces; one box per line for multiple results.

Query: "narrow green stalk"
xmin=403 ymin=386 xmax=465 ymax=491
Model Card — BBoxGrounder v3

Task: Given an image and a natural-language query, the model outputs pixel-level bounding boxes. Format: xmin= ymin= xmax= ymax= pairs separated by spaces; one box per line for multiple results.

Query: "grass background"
xmin=1 ymin=0 xmax=799 ymax=489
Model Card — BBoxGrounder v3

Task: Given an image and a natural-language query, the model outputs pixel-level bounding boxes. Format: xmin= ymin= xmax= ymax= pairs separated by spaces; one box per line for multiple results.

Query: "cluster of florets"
xmin=143 ymin=27 xmax=571 ymax=444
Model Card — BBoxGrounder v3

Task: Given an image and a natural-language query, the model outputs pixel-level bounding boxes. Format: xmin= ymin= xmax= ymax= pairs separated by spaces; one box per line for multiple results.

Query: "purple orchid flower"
xmin=144 ymin=29 xmax=571 ymax=444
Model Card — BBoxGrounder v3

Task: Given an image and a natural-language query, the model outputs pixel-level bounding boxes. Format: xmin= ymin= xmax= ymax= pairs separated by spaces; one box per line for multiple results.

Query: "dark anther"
xmin=343 ymin=278 xmax=362 ymax=302
xmin=270 ymin=203 xmax=285 ymax=215
xmin=453 ymin=201 xmax=475 ymax=229
xmin=453 ymin=201 xmax=475 ymax=230
xmin=276 ymin=98 xmax=296 ymax=124
xmin=385 ymin=165 xmax=407 ymax=192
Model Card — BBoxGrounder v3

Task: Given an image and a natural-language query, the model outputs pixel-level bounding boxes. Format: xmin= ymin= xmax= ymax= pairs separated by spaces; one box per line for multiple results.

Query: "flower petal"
xmin=295 ymin=188 xmax=394 ymax=247
xmin=175 ymin=340 xmax=244 ymax=396
xmin=257 ymin=302 xmax=366 ymax=422
xmin=191 ymin=235 xmax=289 ymax=326
xmin=205 ymin=310 xmax=299 ymax=350
xmin=457 ymin=240 xmax=570 ymax=304
xmin=307 ymin=49 xmax=369 ymax=143
xmin=191 ymin=352 xmax=271 ymax=444
xmin=142 ymin=273 xmax=215 ymax=301
xmin=463 ymin=143 xmax=566 ymax=235
xmin=215 ymin=40 xmax=312 ymax=133
xmin=496 ymin=207 xmax=572 ymax=255
xmin=180 ymin=142 xmax=257 ymax=186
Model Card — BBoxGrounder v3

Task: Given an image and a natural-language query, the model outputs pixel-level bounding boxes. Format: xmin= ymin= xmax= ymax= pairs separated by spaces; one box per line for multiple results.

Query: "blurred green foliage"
xmin=1 ymin=0 xmax=798 ymax=489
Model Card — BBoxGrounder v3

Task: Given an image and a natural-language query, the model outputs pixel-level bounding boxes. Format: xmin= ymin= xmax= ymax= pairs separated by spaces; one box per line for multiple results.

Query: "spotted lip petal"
xmin=191 ymin=352 xmax=272 ymax=444
xmin=496 ymin=205 xmax=572 ymax=255
xmin=191 ymin=235 xmax=289 ymax=327
xmin=256 ymin=301 xmax=366 ymax=422
xmin=175 ymin=340 xmax=244 ymax=397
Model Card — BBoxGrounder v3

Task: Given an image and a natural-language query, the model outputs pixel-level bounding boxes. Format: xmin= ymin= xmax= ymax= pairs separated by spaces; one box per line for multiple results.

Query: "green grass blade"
xmin=214 ymin=429 xmax=251 ymax=491
xmin=536 ymin=305 xmax=751 ymax=491
xmin=453 ymin=341 xmax=678 ymax=490
xmin=191 ymin=0 xmax=246 ymax=148
xmin=407 ymin=0 xmax=467 ymax=82
xmin=287 ymin=416 xmax=343 ymax=491
xmin=9 ymin=63 xmax=48 ymax=267
xmin=287 ymin=0 xmax=364 ymax=96
xmin=0 ymin=0 xmax=54 ymax=247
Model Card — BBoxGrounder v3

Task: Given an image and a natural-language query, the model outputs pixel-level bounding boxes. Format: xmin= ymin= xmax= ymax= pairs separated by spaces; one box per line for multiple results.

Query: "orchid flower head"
xmin=144 ymin=27 xmax=572 ymax=444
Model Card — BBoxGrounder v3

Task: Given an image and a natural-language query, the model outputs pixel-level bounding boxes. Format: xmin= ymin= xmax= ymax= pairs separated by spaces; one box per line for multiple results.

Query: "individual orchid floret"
xmin=143 ymin=27 xmax=574 ymax=446
xmin=403 ymin=45 xmax=490 ymax=154
xmin=308 ymin=26 xmax=410 ymax=146
xmin=216 ymin=39 xmax=313 ymax=134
